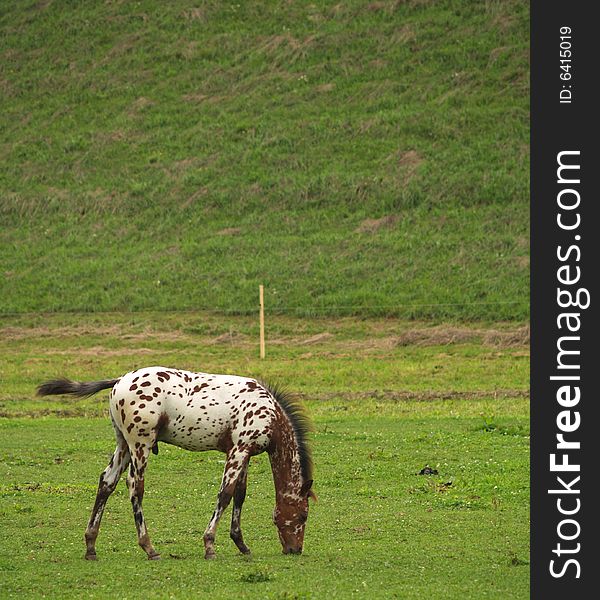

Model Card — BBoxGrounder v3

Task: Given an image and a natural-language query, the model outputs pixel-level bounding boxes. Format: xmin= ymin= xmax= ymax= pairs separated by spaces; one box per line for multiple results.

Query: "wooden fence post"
xmin=259 ymin=284 xmax=265 ymax=359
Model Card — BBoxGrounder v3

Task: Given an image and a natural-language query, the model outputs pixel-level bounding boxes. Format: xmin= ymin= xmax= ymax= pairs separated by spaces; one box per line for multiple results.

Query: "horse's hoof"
xmin=204 ymin=552 xmax=216 ymax=560
xmin=84 ymin=553 xmax=97 ymax=561
xmin=148 ymin=553 xmax=161 ymax=561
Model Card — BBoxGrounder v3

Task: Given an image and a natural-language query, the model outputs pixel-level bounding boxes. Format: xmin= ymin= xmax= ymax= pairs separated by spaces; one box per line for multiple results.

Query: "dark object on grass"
xmin=418 ymin=465 xmax=439 ymax=476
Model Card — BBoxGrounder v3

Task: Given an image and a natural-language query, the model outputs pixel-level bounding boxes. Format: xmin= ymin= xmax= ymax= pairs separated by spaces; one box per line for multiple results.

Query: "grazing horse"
xmin=37 ymin=366 xmax=315 ymax=560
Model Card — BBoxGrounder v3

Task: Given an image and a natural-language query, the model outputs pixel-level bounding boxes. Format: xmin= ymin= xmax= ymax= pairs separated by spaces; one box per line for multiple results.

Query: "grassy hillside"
xmin=0 ymin=0 xmax=529 ymax=319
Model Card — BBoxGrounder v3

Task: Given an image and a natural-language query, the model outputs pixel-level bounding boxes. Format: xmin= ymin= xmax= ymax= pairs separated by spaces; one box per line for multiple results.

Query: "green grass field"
xmin=0 ymin=0 xmax=529 ymax=320
xmin=0 ymin=313 xmax=529 ymax=599
xmin=1 ymin=0 xmax=529 ymax=596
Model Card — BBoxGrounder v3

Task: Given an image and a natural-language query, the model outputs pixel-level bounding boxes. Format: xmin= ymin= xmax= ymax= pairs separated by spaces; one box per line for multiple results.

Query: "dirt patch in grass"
xmin=0 ymin=325 xmax=189 ymax=342
xmin=1 ymin=323 xmax=529 ymax=354
xmin=181 ymin=187 xmax=209 ymax=209
xmin=355 ymin=215 xmax=399 ymax=233
xmin=322 ymin=327 xmax=529 ymax=353
xmin=269 ymin=332 xmax=336 ymax=346
xmin=387 ymin=149 xmax=425 ymax=183
xmin=514 ymin=256 xmax=529 ymax=269
xmin=299 ymin=332 xmax=334 ymax=345
xmin=491 ymin=12 xmax=516 ymax=33
xmin=216 ymin=227 xmax=242 ymax=236
xmin=0 ymin=407 xmax=108 ymax=418
xmin=182 ymin=7 xmax=207 ymax=21
xmin=398 ymin=149 xmax=423 ymax=168
xmin=45 ymin=346 xmax=173 ymax=357
xmin=393 ymin=25 xmax=417 ymax=44
xmin=1 ymin=325 xmax=121 ymax=341
xmin=211 ymin=331 xmax=248 ymax=344
xmin=394 ymin=325 xmax=529 ymax=348
xmin=297 ymin=389 xmax=529 ymax=402
xmin=128 ymin=96 xmax=155 ymax=115
xmin=315 ymin=83 xmax=335 ymax=93
xmin=481 ymin=327 xmax=529 ymax=347
xmin=181 ymin=90 xmax=231 ymax=105
xmin=260 ymin=33 xmax=318 ymax=56
xmin=5 ymin=483 xmax=85 ymax=495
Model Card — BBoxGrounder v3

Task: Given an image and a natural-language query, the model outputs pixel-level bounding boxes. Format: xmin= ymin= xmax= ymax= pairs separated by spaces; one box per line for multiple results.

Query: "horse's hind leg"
xmin=230 ymin=461 xmax=251 ymax=555
xmin=126 ymin=442 xmax=160 ymax=560
xmin=85 ymin=431 xmax=130 ymax=560
xmin=203 ymin=451 xmax=249 ymax=559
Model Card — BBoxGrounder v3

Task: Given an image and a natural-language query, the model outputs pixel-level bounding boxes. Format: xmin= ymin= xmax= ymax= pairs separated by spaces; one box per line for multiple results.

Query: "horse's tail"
xmin=36 ymin=377 xmax=118 ymax=398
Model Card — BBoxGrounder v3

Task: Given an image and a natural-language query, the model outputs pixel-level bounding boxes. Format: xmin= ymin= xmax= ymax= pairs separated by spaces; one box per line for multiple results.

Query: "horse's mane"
xmin=259 ymin=381 xmax=314 ymax=482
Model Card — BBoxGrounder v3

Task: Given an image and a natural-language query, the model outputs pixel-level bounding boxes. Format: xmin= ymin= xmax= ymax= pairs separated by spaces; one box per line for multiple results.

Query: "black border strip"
xmin=531 ymin=3 xmax=597 ymax=597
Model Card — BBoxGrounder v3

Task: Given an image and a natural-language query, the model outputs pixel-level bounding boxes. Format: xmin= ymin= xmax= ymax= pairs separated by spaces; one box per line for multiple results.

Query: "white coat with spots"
xmin=37 ymin=366 xmax=316 ymax=560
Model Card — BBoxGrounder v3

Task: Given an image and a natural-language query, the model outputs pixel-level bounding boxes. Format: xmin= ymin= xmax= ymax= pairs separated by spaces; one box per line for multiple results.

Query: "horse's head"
xmin=273 ymin=479 xmax=316 ymax=554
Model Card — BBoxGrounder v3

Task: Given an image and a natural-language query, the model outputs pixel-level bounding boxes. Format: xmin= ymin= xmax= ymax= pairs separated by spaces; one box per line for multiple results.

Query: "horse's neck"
xmin=268 ymin=410 xmax=302 ymax=500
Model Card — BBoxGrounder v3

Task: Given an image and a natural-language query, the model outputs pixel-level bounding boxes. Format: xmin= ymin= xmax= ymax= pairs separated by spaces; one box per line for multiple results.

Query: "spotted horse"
xmin=37 ymin=366 xmax=316 ymax=560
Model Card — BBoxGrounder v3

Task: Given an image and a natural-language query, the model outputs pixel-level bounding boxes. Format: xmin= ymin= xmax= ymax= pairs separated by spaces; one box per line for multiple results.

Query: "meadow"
xmin=1 ymin=0 xmax=529 ymax=597
xmin=0 ymin=313 xmax=529 ymax=599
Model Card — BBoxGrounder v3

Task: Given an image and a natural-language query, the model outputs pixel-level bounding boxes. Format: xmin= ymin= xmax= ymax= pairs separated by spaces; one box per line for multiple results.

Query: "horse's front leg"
xmin=230 ymin=461 xmax=251 ymax=555
xmin=203 ymin=451 xmax=249 ymax=559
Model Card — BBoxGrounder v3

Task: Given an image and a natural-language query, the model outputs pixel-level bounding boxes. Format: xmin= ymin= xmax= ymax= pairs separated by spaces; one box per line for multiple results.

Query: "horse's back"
xmin=110 ymin=366 xmax=277 ymax=454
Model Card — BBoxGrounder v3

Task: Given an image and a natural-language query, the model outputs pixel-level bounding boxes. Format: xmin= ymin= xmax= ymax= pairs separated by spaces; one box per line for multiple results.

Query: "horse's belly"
xmin=158 ymin=423 xmax=224 ymax=452
xmin=158 ymin=403 xmax=233 ymax=452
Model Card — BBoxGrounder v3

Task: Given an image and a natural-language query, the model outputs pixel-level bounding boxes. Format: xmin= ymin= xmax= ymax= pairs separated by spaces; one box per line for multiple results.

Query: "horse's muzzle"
xmin=283 ymin=547 xmax=303 ymax=555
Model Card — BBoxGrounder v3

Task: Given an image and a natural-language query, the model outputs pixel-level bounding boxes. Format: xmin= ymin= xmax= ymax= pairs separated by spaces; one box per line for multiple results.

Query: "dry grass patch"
xmin=297 ymin=389 xmax=529 ymax=402
xmin=355 ymin=214 xmax=399 ymax=233
xmin=394 ymin=325 xmax=529 ymax=348
xmin=216 ymin=227 xmax=242 ymax=236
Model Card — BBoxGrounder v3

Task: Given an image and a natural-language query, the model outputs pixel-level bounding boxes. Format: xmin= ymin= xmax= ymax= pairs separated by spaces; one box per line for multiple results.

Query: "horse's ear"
xmin=308 ymin=489 xmax=318 ymax=502
xmin=300 ymin=479 xmax=314 ymax=497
